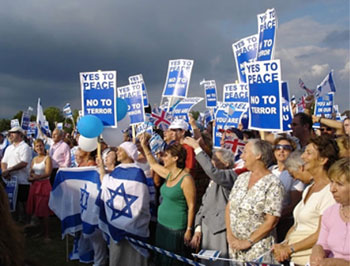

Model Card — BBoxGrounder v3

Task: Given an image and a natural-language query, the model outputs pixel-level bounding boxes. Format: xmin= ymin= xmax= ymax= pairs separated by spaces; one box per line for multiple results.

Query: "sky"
xmin=0 ymin=0 xmax=349 ymax=119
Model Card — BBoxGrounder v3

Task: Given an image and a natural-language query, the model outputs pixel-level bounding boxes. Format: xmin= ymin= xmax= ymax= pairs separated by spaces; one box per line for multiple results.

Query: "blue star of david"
xmin=106 ymin=183 xmax=138 ymax=220
xmin=80 ymin=184 xmax=89 ymax=212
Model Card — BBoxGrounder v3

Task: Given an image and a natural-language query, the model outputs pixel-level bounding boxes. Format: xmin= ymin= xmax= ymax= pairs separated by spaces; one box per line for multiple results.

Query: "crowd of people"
xmin=0 ymin=109 xmax=349 ymax=266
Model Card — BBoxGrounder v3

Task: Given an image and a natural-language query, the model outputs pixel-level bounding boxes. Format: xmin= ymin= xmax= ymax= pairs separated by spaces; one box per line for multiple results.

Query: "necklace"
xmin=341 ymin=205 xmax=350 ymax=220
xmin=168 ymin=169 xmax=183 ymax=182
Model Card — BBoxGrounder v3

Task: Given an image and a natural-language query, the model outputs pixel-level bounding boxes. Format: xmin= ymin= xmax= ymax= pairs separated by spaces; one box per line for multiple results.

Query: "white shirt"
xmin=270 ymin=165 xmax=305 ymax=208
xmin=1 ymin=141 xmax=32 ymax=184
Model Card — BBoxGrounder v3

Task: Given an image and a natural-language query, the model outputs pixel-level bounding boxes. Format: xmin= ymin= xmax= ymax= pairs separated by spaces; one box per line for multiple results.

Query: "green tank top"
xmin=157 ymin=174 xmax=189 ymax=230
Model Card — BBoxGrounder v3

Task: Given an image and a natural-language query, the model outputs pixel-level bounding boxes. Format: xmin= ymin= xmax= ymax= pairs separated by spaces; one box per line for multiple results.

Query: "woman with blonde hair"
xmin=310 ymin=158 xmax=350 ymax=265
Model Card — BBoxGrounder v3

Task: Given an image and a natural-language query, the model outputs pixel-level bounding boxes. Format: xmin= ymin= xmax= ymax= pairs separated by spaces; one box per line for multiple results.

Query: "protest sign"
xmin=202 ymin=80 xmax=217 ymax=108
xmin=80 ymin=71 xmax=117 ymax=127
xmin=223 ymin=83 xmax=250 ymax=129
xmin=129 ymin=74 xmax=149 ymax=107
xmin=27 ymin=122 xmax=37 ymax=137
xmin=281 ymin=82 xmax=293 ymax=132
xmin=172 ymin=97 xmax=203 ymax=122
xmin=223 ymin=83 xmax=249 ymax=104
xmin=246 ymin=59 xmax=283 ymax=131
xmin=3 ymin=176 xmax=18 ymax=212
xmin=11 ymin=119 xmax=20 ymax=128
xmin=162 ymin=59 xmax=194 ymax=98
xmin=136 ymin=121 xmax=153 ymax=137
xmin=313 ymin=93 xmax=334 ymax=128
xmin=117 ymin=83 xmax=145 ymax=125
xmin=213 ymin=103 xmax=232 ymax=148
xmin=232 ymin=34 xmax=258 ymax=83
xmin=21 ymin=111 xmax=30 ymax=131
xmin=256 ymin=8 xmax=277 ymax=61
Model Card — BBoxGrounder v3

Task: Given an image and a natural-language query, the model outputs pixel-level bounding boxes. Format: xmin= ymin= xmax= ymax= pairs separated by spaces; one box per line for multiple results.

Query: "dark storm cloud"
xmin=0 ymin=0 xmax=348 ymax=117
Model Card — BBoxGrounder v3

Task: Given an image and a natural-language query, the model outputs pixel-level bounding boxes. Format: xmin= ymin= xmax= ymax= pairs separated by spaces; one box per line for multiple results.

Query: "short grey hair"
xmin=213 ymin=148 xmax=235 ymax=168
xmin=284 ymin=150 xmax=304 ymax=172
xmin=249 ymin=139 xmax=274 ymax=168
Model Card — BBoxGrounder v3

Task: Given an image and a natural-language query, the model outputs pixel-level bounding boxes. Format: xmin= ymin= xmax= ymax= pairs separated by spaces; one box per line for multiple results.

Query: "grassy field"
xmin=23 ymin=217 xmax=90 ymax=266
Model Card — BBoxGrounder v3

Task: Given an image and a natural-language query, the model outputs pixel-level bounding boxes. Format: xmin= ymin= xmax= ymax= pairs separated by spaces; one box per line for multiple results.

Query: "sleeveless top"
xmin=32 ymin=156 xmax=48 ymax=179
xmin=157 ymin=173 xmax=190 ymax=230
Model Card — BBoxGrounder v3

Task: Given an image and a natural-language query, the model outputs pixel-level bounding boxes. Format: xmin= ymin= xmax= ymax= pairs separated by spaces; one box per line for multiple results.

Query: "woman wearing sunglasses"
xmin=270 ymin=136 xmax=305 ymax=242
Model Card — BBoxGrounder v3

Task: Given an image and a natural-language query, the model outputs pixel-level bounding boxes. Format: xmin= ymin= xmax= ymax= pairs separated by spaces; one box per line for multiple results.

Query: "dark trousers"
xmin=50 ymin=168 xmax=59 ymax=187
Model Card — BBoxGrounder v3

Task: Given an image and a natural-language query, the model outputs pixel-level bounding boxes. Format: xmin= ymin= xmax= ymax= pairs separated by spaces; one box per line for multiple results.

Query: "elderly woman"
xmin=310 ymin=158 xmax=350 ymax=266
xmin=270 ymin=136 xmax=304 ymax=242
xmin=226 ymin=139 xmax=284 ymax=263
xmin=184 ymin=137 xmax=238 ymax=265
xmin=273 ymin=135 xmax=339 ymax=265
xmin=140 ymin=134 xmax=196 ymax=266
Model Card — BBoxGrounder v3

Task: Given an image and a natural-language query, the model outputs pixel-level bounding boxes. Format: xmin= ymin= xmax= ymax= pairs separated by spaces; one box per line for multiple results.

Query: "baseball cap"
xmin=169 ymin=119 xmax=189 ymax=131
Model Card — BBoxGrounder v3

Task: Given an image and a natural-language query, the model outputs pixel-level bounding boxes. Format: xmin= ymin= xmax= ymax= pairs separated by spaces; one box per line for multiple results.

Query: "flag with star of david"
xmin=49 ymin=167 xmax=101 ymax=237
xmin=96 ymin=163 xmax=151 ymax=243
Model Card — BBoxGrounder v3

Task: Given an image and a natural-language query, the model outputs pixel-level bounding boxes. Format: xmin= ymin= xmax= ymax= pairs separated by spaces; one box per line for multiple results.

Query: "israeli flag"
xmin=49 ymin=167 xmax=101 ymax=237
xmin=316 ymin=70 xmax=336 ymax=97
xmin=63 ymin=103 xmax=73 ymax=118
xmin=96 ymin=163 xmax=151 ymax=244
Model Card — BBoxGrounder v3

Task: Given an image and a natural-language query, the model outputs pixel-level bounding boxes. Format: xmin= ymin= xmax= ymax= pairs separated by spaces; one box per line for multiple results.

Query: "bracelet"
xmin=289 ymin=244 xmax=295 ymax=253
xmin=186 ymin=227 xmax=192 ymax=231
xmin=247 ymin=238 xmax=254 ymax=245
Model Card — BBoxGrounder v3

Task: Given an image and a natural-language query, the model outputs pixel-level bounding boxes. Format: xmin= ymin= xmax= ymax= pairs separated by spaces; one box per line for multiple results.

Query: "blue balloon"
xmin=77 ymin=115 xmax=104 ymax=138
xmin=117 ymin=98 xmax=128 ymax=121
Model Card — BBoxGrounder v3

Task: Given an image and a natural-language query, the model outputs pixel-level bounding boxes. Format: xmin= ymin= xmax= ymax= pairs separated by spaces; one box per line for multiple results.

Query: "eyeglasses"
xmin=274 ymin=144 xmax=293 ymax=151
xmin=320 ymin=127 xmax=333 ymax=132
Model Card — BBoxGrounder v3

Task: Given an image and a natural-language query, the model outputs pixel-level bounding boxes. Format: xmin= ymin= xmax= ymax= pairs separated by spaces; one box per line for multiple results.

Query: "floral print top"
xmin=228 ymin=172 xmax=284 ymax=263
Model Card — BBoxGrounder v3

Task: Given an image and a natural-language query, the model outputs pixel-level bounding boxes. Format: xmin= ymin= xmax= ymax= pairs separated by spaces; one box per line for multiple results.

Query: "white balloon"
xmin=78 ymin=135 xmax=98 ymax=152
xmin=102 ymin=114 xmax=130 ymax=147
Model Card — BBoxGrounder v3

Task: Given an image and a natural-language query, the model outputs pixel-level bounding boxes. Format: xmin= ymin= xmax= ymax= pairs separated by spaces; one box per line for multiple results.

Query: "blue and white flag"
xmin=129 ymin=74 xmax=149 ymax=107
xmin=162 ymin=59 xmax=194 ymax=98
xmin=36 ymin=98 xmax=49 ymax=136
xmin=313 ymin=93 xmax=334 ymax=128
xmin=96 ymin=163 xmax=151 ymax=245
xmin=316 ymin=70 xmax=336 ymax=97
xmin=232 ymin=34 xmax=258 ymax=83
xmin=281 ymin=82 xmax=293 ymax=132
xmin=63 ymin=103 xmax=73 ymax=118
xmin=49 ymin=167 xmax=101 ymax=237
xmin=246 ymin=59 xmax=283 ymax=131
xmin=201 ymin=80 xmax=217 ymax=108
xmin=80 ymin=71 xmax=117 ymax=127
xmin=256 ymin=8 xmax=277 ymax=61
xmin=21 ymin=111 xmax=30 ymax=131
xmin=118 ymin=84 xmax=145 ymax=125
xmin=172 ymin=97 xmax=203 ymax=122
xmin=56 ymin=122 xmax=63 ymax=130
xmin=334 ymin=104 xmax=342 ymax=121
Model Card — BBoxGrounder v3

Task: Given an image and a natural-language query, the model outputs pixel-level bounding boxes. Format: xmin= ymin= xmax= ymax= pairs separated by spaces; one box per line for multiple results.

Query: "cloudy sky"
xmin=0 ymin=0 xmax=349 ymax=118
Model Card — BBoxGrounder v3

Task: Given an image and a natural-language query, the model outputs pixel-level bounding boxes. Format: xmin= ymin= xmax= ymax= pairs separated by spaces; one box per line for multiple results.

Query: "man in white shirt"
xmin=1 ymin=126 xmax=32 ymax=221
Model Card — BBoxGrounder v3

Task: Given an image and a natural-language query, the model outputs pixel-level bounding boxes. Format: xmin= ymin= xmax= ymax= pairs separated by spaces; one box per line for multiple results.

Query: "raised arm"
xmin=139 ymin=133 xmax=169 ymax=178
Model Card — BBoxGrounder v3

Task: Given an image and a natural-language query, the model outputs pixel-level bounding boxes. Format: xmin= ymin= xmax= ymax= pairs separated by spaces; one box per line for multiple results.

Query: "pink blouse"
xmin=317 ymin=203 xmax=350 ymax=261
